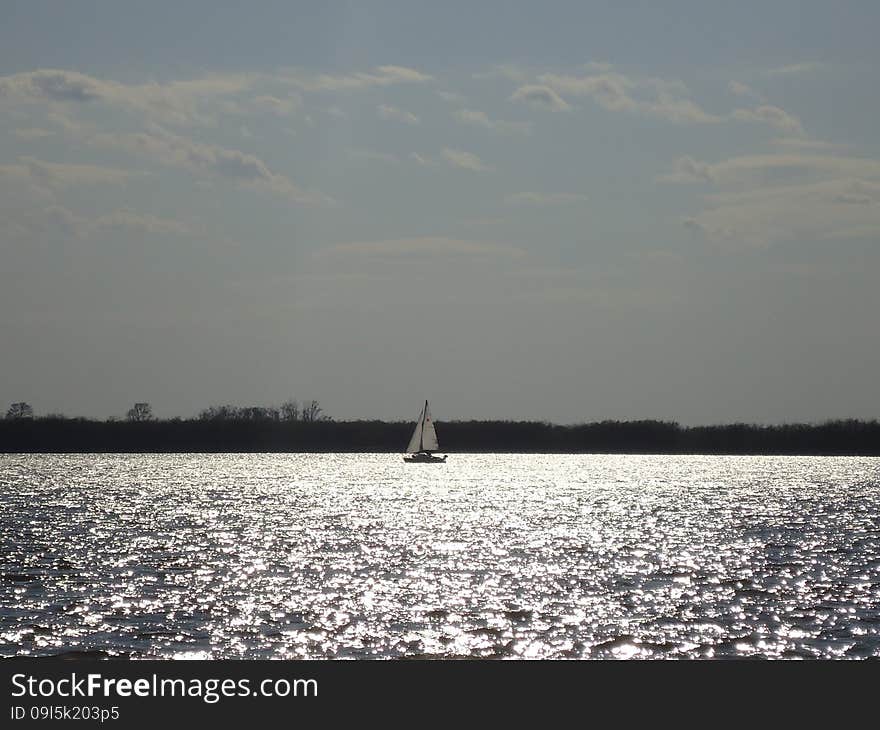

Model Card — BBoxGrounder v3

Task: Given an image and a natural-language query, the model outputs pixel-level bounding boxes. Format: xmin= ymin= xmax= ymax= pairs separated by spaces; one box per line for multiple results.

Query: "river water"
xmin=1 ymin=453 xmax=878 ymax=659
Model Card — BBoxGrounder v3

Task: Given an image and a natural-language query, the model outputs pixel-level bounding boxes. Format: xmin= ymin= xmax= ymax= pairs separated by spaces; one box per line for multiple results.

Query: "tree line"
xmin=1 ymin=402 xmax=879 ymax=454
xmin=5 ymin=399 xmax=328 ymax=423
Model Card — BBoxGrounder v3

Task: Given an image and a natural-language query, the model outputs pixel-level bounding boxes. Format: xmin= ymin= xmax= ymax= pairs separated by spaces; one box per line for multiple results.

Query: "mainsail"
xmin=406 ymin=400 xmax=440 ymax=453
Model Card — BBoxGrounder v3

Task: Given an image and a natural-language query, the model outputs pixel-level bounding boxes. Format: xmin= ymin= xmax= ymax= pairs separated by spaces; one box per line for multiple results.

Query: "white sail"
xmin=421 ymin=402 xmax=439 ymax=451
xmin=406 ymin=406 xmax=424 ymax=453
xmin=405 ymin=400 xmax=440 ymax=453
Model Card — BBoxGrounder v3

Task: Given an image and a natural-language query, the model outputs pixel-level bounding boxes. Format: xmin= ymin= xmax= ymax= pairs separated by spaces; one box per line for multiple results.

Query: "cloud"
xmin=377 ymin=104 xmax=419 ymax=124
xmin=436 ymin=90 xmax=466 ymax=104
xmin=409 ymin=148 xmax=493 ymax=173
xmin=348 ymin=148 xmax=401 ymax=164
xmin=21 ymin=156 xmax=135 ymax=186
xmin=683 ymin=178 xmax=880 ymax=245
xmin=765 ymin=62 xmax=828 ymax=76
xmin=0 ymin=156 xmax=136 ymax=196
xmin=529 ymin=67 xmax=802 ymax=132
xmin=644 ymin=95 xmax=722 ymax=124
xmin=41 ymin=205 xmax=84 ymax=237
xmin=661 ymin=153 xmax=880 ymax=186
xmin=728 ymin=80 xmax=761 ymax=100
xmin=7 ymin=204 xmax=195 ymax=239
xmin=538 ymin=72 xmax=636 ymax=112
xmin=453 ymin=109 xmax=531 ymax=134
xmin=0 ymin=69 xmax=107 ymax=102
xmin=473 ymin=65 xmax=530 ymax=83
xmin=538 ymin=71 xmax=721 ymax=123
xmin=771 ymin=137 xmax=847 ymax=152
xmin=462 ymin=217 xmax=506 ymax=226
xmin=441 ymin=148 xmax=491 ymax=172
xmin=93 ymin=208 xmax=197 ymax=235
xmin=13 ymin=128 xmax=54 ymax=140
xmin=657 ymin=155 xmax=716 ymax=184
xmin=317 ymin=236 xmax=524 ymax=259
xmin=580 ymin=61 xmax=615 ymax=73
xmin=669 ymin=150 xmax=880 ymax=245
xmin=505 ymin=191 xmax=588 ymax=206
xmin=250 ymin=94 xmax=300 ymax=117
xmin=732 ymin=105 xmax=804 ymax=135
xmin=0 ymin=68 xmax=257 ymax=126
xmin=409 ymin=152 xmax=434 ymax=167
xmin=509 ymin=84 xmax=571 ymax=112
xmin=90 ymin=126 xmax=332 ymax=205
xmin=281 ymin=65 xmax=431 ymax=92
xmin=45 ymin=110 xmax=95 ymax=136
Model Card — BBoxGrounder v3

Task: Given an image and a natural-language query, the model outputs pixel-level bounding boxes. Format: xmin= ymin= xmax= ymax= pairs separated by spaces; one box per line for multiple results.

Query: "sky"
xmin=2 ymin=1 xmax=879 ymax=424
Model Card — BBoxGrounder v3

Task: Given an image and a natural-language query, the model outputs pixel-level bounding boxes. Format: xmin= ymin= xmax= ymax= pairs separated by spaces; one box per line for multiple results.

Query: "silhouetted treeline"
xmin=1 ymin=417 xmax=879 ymax=455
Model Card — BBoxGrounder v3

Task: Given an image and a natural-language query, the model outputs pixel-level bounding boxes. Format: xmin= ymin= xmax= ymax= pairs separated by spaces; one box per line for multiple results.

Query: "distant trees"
xmin=238 ymin=406 xmax=279 ymax=421
xmin=198 ymin=399 xmax=329 ymax=422
xmin=3 ymin=413 xmax=880 ymax=454
xmin=126 ymin=403 xmax=155 ymax=422
xmin=5 ymin=402 xmax=33 ymax=420
xmin=6 ymin=402 xmax=33 ymax=420
xmin=2 ymin=399 xmax=331 ymax=424
xmin=280 ymin=399 xmax=300 ymax=422
xmin=301 ymin=400 xmax=325 ymax=422
xmin=197 ymin=405 xmax=239 ymax=421
xmin=198 ymin=405 xmax=277 ymax=421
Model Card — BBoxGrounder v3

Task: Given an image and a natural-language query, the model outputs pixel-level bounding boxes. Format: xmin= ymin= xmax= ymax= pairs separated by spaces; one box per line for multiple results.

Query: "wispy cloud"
xmin=249 ymin=94 xmax=300 ymax=117
xmin=90 ymin=125 xmax=333 ymax=205
xmin=657 ymin=156 xmax=715 ymax=184
xmin=0 ymin=68 xmax=111 ymax=102
xmin=538 ymin=71 xmax=721 ymax=123
xmin=8 ymin=204 xmax=196 ymax=240
xmin=732 ymin=105 xmax=804 ymax=135
xmin=728 ymin=80 xmax=762 ymax=100
xmin=473 ymin=64 xmax=530 ymax=83
xmin=93 ymin=208 xmax=198 ymax=236
xmin=0 ymin=156 xmax=136 ymax=197
xmin=765 ymin=62 xmax=829 ymax=76
xmin=509 ymin=84 xmax=570 ymax=112
xmin=441 ymin=148 xmax=491 ymax=172
xmin=683 ymin=178 xmax=880 ymax=245
xmin=453 ymin=109 xmax=531 ymax=135
xmin=507 ymin=67 xmax=805 ymax=133
xmin=281 ymin=65 xmax=431 ymax=92
xmin=13 ymin=127 xmax=55 ymax=140
xmin=348 ymin=148 xmax=401 ymax=164
xmin=0 ymin=68 xmax=256 ymax=126
xmin=505 ymin=191 xmax=587 ymax=206
xmin=317 ymin=236 xmax=524 ymax=259
xmin=0 ymin=65 xmax=430 ymax=129
xmin=409 ymin=152 xmax=434 ymax=167
xmin=660 ymin=153 xmax=880 ymax=186
xmin=377 ymin=104 xmax=419 ymax=125
xmin=409 ymin=149 xmax=491 ymax=172
xmin=666 ymin=150 xmax=880 ymax=245
xmin=771 ymin=137 xmax=848 ymax=152
xmin=436 ymin=90 xmax=466 ymax=104
xmin=3 ymin=91 xmax=331 ymax=205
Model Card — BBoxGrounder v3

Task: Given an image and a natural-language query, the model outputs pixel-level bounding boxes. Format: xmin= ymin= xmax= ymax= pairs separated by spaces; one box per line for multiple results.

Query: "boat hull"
xmin=403 ymin=452 xmax=447 ymax=463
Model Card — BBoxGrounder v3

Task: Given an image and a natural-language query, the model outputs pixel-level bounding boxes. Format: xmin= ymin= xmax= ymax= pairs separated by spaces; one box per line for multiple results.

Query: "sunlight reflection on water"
xmin=1 ymin=453 xmax=879 ymax=659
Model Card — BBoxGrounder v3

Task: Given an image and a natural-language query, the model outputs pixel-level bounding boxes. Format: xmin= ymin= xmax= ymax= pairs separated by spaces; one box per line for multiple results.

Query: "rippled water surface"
xmin=2 ymin=453 xmax=880 ymax=659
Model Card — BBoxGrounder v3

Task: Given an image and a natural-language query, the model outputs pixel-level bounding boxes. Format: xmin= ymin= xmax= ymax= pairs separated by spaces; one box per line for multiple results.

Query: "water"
xmin=1 ymin=453 xmax=879 ymax=659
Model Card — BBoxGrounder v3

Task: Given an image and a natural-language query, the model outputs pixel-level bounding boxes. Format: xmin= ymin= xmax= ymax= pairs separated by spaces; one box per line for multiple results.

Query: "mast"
xmin=405 ymin=400 xmax=439 ymax=454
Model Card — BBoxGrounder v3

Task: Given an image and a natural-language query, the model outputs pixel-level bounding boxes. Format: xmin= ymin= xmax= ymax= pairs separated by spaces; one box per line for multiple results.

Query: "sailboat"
xmin=404 ymin=400 xmax=447 ymax=463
